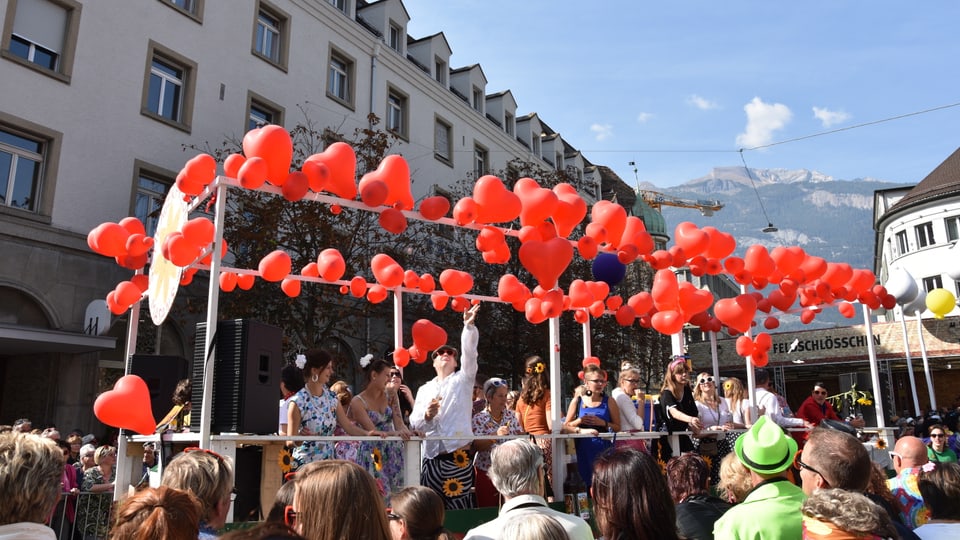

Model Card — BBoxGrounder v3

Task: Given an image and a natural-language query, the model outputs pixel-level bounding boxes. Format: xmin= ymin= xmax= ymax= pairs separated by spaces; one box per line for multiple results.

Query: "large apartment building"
xmin=0 ymin=0 xmax=616 ymax=430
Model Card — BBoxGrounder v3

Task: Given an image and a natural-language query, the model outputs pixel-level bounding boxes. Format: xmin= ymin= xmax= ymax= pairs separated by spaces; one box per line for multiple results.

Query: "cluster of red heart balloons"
xmin=736 ymin=332 xmax=773 ymax=367
xmin=87 ymin=217 xmax=154 ymax=271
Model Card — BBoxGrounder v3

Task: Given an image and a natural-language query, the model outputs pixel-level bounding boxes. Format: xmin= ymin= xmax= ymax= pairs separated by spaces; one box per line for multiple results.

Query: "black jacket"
xmin=675 ymin=494 xmax=732 ymax=540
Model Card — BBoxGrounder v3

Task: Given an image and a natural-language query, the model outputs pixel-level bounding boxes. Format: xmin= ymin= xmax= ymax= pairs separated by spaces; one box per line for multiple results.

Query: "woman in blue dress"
xmin=286 ymin=348 xmax=371 ymax=467
xmin=563 ymin=364 xmax=621 ymax=487
xmin=349 ymin=355 xmax=413 ymax=503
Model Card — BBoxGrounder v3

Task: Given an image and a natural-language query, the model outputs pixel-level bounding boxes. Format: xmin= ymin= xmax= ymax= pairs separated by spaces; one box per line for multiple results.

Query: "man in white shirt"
xmin=754 ymin=368 xmax=812 ymax=431
xmin=411 ymin=304 xmax=481 ymax=509
xmin=464 ymin=438 xmax=593 ymax=540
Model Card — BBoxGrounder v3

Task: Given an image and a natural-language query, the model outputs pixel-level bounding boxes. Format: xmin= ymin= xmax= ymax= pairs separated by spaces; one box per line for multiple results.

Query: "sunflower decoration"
xmin=828 ymin=383 xmax=874 ymax=417
xmin=278 ymin=447 xmax=294 ymax=474
xmin=372 ymin=447 xmax=383 ymax=472
xmin=657 ymin=457 xmax=668 ymax=475
xmin=452 ymin=449 xmax=471 ymax=468
xmin=876 ymin=437 xmax=887 ymax=450
xmin=442 ymin=477 xmax=464 ymax=498
xmin=701 ymin=454 xmax=713 ymax=471
xmin=534 ymin=362 xmax=545 ymax=374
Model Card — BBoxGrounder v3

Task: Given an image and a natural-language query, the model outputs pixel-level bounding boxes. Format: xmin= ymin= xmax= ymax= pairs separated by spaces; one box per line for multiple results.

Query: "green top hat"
xmin=734 ymin=416 xmax=798 ymax=475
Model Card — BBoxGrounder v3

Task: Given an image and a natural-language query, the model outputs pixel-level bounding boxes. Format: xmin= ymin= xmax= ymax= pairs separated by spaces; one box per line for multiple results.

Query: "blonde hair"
xmin=0 ymin=433 xmax=63 ymax=524
xmin=330 ymin=380 xmax=353 ymax=408
xmin=109 ymin=486 xmax=202 ymax=540
xmin=692 ymin=372 xmax=717 ymax=403
xmin=161 ymin=449 xmax=234 ymax=524
xmin=717 ymin=452 xmax=752 ymax=504
xmin=802 ymin=488 xmax=897 ymax=538
xmin=723 ymin=377 xmax=746 ymax=413
xmin=94 ymin=445 xmax=116 ymax=466
xmin=294 ymin=460 xmax=390 ymax=540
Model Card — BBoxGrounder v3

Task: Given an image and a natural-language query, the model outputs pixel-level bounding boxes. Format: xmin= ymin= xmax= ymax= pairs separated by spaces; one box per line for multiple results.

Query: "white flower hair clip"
xmin=294 ymin=354 xmax=307 ymax=370
xmin=922 ymin=462 xmax=936 ymax=473
xmin=359 ymin=353 xmax=373 ymax=368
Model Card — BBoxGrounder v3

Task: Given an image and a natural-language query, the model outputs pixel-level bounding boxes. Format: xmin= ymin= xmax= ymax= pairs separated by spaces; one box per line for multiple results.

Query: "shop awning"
xmin=0 ymin=324 xmax=116 ymax=355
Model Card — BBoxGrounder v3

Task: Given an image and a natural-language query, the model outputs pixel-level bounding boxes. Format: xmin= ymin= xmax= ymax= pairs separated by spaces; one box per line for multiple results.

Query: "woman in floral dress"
xmin=287 ymin=349 xmax=371 ymax=467
xmin=471 ymin=377 xmax=523 ymax=507
xmin=349 ymin=355 xmax=412 ymax=503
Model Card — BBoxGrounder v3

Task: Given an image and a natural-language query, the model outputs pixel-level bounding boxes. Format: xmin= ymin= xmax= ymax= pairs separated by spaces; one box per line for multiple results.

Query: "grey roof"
xmin=887 ymin=147 xmax=960 ymax=214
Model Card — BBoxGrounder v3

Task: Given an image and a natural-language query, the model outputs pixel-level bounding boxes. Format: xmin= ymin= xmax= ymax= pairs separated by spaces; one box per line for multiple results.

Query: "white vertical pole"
xmin=862 ymin=304 xmax=885 ymax=429
xmin=897 ymin=307 xmax=922 ymax=416
xmin=709 ymin=331 xmax=720 ymax=382
xmin=915 ymin=310 xmax=938 ymax=411
xmin=549 ymin=316 xmax=563 ymax=500
xmin=582 ymin=317 xmax=591 ymax=359
xmin=393 ymin=290 xmax=403 ymax=374
xmin=200 ymin=181 xmax=228 ymax=449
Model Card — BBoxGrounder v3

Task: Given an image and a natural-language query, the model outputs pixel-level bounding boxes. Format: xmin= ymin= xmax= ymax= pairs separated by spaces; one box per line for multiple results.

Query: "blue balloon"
xmin=592 ymin=252 xmax=626 ymax=287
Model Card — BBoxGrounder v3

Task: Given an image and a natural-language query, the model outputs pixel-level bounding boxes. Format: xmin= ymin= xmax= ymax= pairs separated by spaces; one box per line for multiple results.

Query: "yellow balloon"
xmin=925 ymin=288 xmax=956 ymax=319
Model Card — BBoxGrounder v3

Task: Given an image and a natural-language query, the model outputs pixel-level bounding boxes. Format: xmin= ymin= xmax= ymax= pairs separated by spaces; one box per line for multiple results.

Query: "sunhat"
xmin=734 ymin=416 xmax=798 ymax=475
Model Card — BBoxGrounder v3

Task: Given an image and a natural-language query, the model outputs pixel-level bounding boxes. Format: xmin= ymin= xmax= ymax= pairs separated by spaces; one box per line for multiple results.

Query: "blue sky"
xmin=402 ymin=1 xmax=960 ymax=187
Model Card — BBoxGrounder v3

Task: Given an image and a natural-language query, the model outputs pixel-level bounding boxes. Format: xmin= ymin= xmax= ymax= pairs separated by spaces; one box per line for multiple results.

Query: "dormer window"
xmin=472 ymin=87 xmax=483 ymax=113
xmin=389 ymin=23 xmax=402 ymax=53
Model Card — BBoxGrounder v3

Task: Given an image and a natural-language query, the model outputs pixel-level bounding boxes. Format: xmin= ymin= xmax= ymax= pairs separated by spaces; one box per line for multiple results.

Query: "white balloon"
xmin=885 ymin=268 xmax=918 ymax=306
xmin=903 ymin=289 xmax=927 ymax=315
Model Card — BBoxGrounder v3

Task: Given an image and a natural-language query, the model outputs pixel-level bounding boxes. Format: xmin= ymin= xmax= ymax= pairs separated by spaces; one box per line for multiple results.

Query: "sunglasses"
xmin=793 ymin=451 xmax=824 ymax=480
xmin=931 ymin=433 xmax=946 ymax=438
xmin=697 ymin=377 xmax=715 ymax=385
xmin=388 ymin=371 xmax=402 ymax=379
xmin=813 ymin=390 xmax=827 ymax=396
xmin=622 ymin=378 xmax=640 ymax=384
xmin=284 ymin=505 xmax=298 ymax=527
xmin=435 ymin=348 xmax=455 ymax=357
xmin=586 ymin=379 xmax=606 ymax=384
xmin=386 ymin=508 xmax=402 ymax=521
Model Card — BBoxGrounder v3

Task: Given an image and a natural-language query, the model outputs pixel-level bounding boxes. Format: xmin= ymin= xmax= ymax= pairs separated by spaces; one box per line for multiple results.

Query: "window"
xmin=253 ymin=2 xmax=288 ymax=69
xmin=895 ymin=230 xmax=908 ymax=256
xmin=555 ymin=152 xmax=563 ymax=171
xmin=141 ymin=41 xmax=196 ymax=131
xmin=434 ymin=58 xmax=446 ymax=85
xmin=434 ymin=117 xmax=452 ymax=164
xmin=246 ymin=92 xmax=284 ymax=132
xmin=916 ymin=222 xmax=935 ymax=248
xmin=386 ymin=88 xmax=407 ymax=138
xmin=327 ymin=49 xmax=355 ymax=108
xmin=160 ymin=0 xmax=203 ymax=20
xmin=923 ymin=275 xmax=943 ymax=292
xmin=946 ymin=216 xmax=960 ymax=243
xmin=474 ymin=144 xmax=488 ymax=179
xmin=0 ymin=127 xmax=42 ymax=211
xmin=327 ymin=0 xmax=347 ymax=13
xmin=2 ymin=0 xmax=82 ymax=81
xmin=504 ymin=112 xmax=514 ymax=136
xmin=532 ymin=135 xmax=541 ymax=157
xmin=472 ymin=87 xmax=483 ymax=113
xmin=133 ymin=165 xmax=172 ymax=238
xmin=388 ymin=23 xmax=402 ymax=53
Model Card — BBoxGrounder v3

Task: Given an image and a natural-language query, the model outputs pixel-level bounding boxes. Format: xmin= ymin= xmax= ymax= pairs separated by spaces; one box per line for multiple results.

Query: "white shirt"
xmin=463 ymin=494 xmax=594 ymax=540
xmin=725 ymin=397 xmax=752 ymax=426
xmin=411 ymin=325 xmax=479 ymax=458
xmin=278 ymin=394 xmax=296 ymax=434
xmin=696 ymin=398 xmax=732 ymax=429
xmin=755 ymin=387 xmax=804 ymax=428
xmin=0 ymin=522 xmax=57 ymax=540
xmin=612 ymin=387 xmax=645 ymax=431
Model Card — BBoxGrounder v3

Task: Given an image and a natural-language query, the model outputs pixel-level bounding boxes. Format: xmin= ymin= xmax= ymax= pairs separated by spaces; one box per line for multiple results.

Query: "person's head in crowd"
xmin=172 ymin=379 xmax=192 ymax=409
xmin=692 ymin=372 xmax=718 ymax=402
xmin=40 ymin=427 xmax=60 ymax=440
xmin=722 ymin=377 xmax=745 ymax=402
xmin=618 ymin=362 xmax=642 ymax=399
xmin=142 ymin=442 xmax=158 ymax=467
xmin=81 ymin=433 xmax=97 ymax=446
xmin=363 ymin=356 xmax=393 ymax=385
xmin=108 ymin=485 xmax=202 ymax=540
xmin=918 ymin=461 xmax=960 ymax=521
xmin=12 ymin=418 xmax=32 ymax=433
xmin=79 ymin=443 xmax=97 ymax=470
xmin=660 ymin=357 xmax=690 ymax=396
xmin=301 ymin=348 xmax=335 ymax=386
xmin=488 ymin=438 xmax=544 ymax=498
xmin=94 ymin=445 xmax=117 ymax=468
xmin=735 ymin=416 xmax=797 ymax=480
xmin=473 ymin=374 xmax=487 ymax=402
xmin=754 ymin=368 xmax=771 ymax=389
xmin=927 ymin=423 xmax=950 ymax=453
xmin=219 ymin=522 xmax=306 ymax=540
xmin=520 ymin=355 xmax=548 ymax=405
xmin=505 ymin=390 xmax=520 ymax=411
xmin=799 ymin=427 xmax=872 ymax=495
xmin=431 ymin=343 xmax=459 ymax=378
xmin=665 ymin=454 xmax=710 ymax=504
xmin=329 ymin=380 xmax=353 ymax=408
xmin=801 ymin=488 xmax=897 ymax=539
xmin=280 ymin=363 xmax=305 ymax=397
xmin=266 ymin=480 xmax=297 ymax=523
xmin=292 ymin=460 xmax=390 ymax=540
xmin=891 ymin=435 xmax=929 ymax=473
xmin=717 ymin=452 xmax=752 ymax=504
xmin=499 ymin=513 xmax=567 ymax=540
xmin=0 ymin=432 xmax=63 ymax=525
xmin=55 ymin=439 xmax=72 ymax=462
xmin=483 ymin=378 xmax=509 ymax=411
xmin=66 ymin=433 xmax=82 ymax=461
xmin=592 ymin=447 xmax=680 ymax=540
xmin=581 ymin=364 xmax=607 ymax=396
xmin=387 ymin=486 xmax=455 ymax=540
xmin=161 ymin=447 xmax=235 ymax=531
xmin=810 ymin=382 xmax=830 ymax=406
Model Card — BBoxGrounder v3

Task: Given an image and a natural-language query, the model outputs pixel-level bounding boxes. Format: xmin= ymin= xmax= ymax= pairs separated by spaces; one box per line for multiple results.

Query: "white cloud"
xmin=687 ymin=94 xmax=718 ymax=110
xmin=636 ymin=112 xmax=653 ymax=123
xmin=812 ymin=106 xmax=851 ymax=128
xmin=590 ymin=123 xmax=613 ymax=141
xmin=735 ymin=97 xmax=793 ymax=148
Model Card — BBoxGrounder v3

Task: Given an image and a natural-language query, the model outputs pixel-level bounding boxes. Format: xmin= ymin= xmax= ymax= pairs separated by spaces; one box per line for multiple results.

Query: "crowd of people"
xmin=7 ymin=304 xmax=960 ymax=539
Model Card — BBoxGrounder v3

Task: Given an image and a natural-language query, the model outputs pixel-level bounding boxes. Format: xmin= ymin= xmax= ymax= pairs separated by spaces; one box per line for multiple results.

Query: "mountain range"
xmin=649 ymin=167 xmax=912 ymax=330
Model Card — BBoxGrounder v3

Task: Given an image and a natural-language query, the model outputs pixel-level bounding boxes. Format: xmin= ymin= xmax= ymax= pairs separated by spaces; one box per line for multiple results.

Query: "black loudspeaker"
xmin=838 ymin=372 xmax=877 ymax=427
xmin=192 ymin=320 xmax=283 ymax=434
xmin=127 ymin=355 xmax=189 ymax=426
xmin=233 ymin=445 xmax=263 ymax=521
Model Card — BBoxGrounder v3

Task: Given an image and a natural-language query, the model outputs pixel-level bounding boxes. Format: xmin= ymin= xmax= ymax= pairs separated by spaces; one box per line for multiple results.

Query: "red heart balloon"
xmin=551 ymin=183 xmax=587 ymax=238
xmin=514 ymin=177 xmax=558 ymax=227
xmin=317 ymin=249 xmax=346 ymax=282
xmin=419 ymin=196 xmax=450 ymax=220
xmin=93 ymin=375 xmax=155 ymax=435
xmin=589 ymin=201 xmax=627 ymax=249
xmin=304 ymin=142 xmax=357 ymax=199
xmin=473 ymin=175 xmax=522 ymax=224
xmin=411 ymin=319 xmax=448 ymax=352
xmin=518 ymin=237 xmax=574 ymax=290
xmin=359 ymin=155 xmax=413 ymax=210
xmin=242 ymin=125 xmax=292 ymax=186
xmin=439 ymin=269 xmax=474 ymax=297
xmin=371 ymin=254 xmax=404 ymax=288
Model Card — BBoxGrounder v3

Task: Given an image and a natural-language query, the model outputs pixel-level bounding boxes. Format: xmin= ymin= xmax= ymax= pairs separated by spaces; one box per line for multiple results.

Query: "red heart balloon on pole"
xmin=518 ymin=237 xmax=574 ymax=290
xmin=93 ymin=375 xmax=156 ymax=435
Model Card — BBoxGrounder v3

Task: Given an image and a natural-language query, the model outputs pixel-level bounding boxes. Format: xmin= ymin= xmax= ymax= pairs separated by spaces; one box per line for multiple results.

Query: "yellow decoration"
xmin=925 ymin=288 xmax=956 ymax=319
xmin=442 ymin=477 xmax=464 ymax=497
xmin=278 ymin=447 xmax=294 ymax=474
xmin=452 ymin=449 xmax=470 ymax=468
xmin=372 ymin=448 xmax=383 ymax=472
